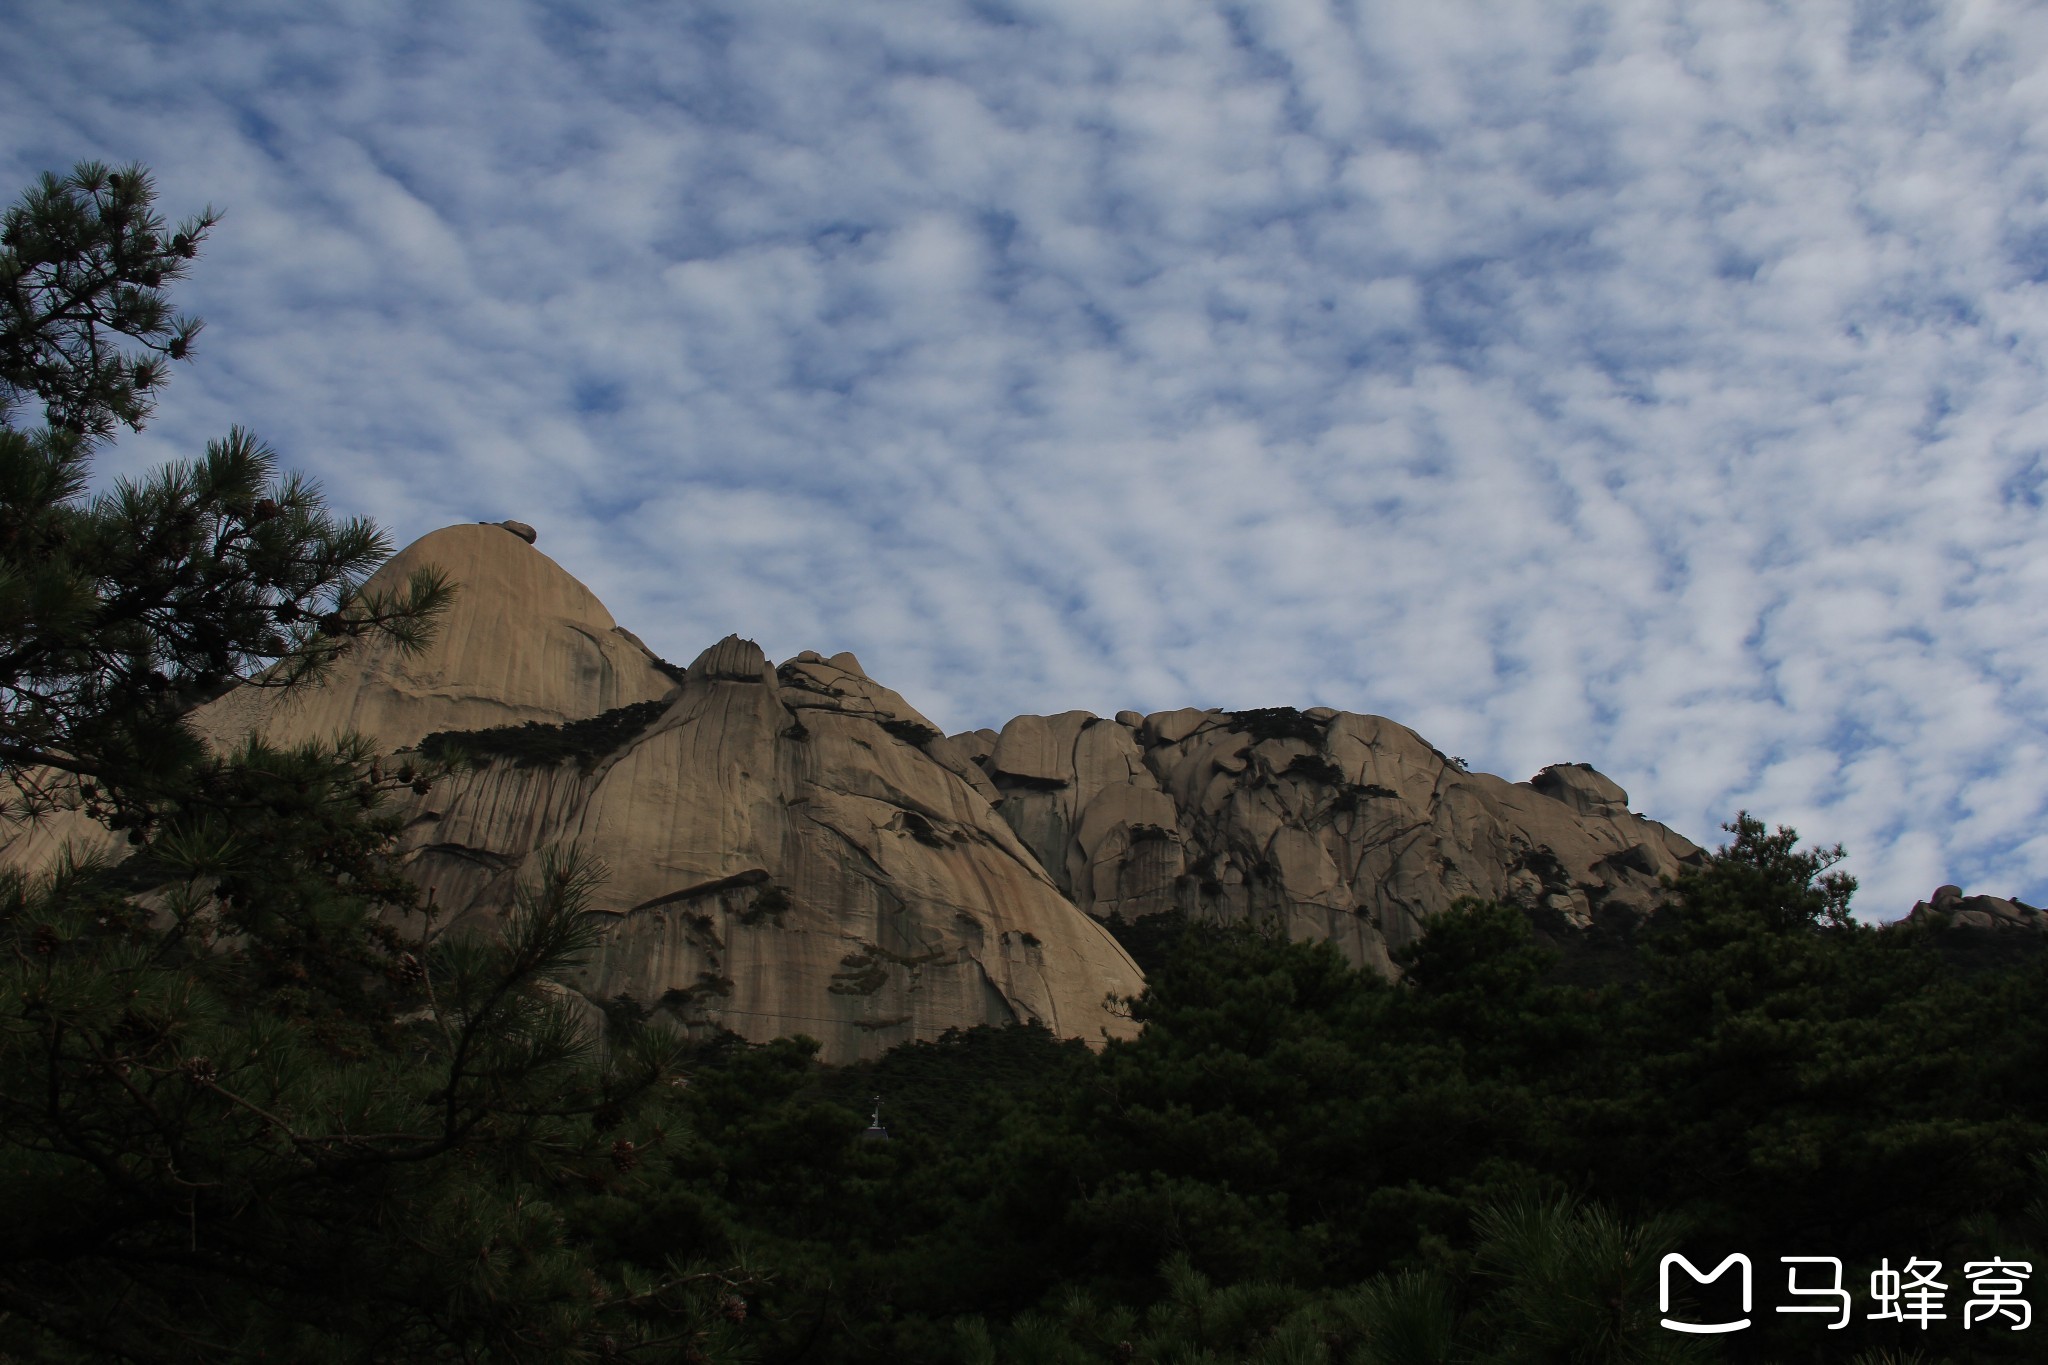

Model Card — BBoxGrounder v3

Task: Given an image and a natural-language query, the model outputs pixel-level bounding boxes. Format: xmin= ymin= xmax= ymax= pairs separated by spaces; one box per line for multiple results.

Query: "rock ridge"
xmin=957 ymin=706 xmax=1703 ymax=974
xmin=6 ymin=522 xmax=1864 ymax=1062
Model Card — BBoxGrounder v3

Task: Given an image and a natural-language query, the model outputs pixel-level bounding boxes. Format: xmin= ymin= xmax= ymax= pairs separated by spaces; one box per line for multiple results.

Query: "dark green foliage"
xmin=958 ymin=1199 xmax=1709 ymax=1365
xmin=1 ymin=831 xmax=734 ymax=1361
xmin=882 ymin=716 xmax=942 ymax=746
xmin=586 ymin=817 xmax=2048 ymax=1364
xmin=816 ymin=1021 xmax=1097 ymax=1148
xmin=1328 ymin=782 xmax=1400 ymax=816
xmin=607 ymin=989 xmax=654 ymax=1029
xmin=1465 ymin=1197 xmax=1707 ymax=1364
xmin=830 ymin=953 xmax=891 ymax=995
xmin=1606 ymin=822 xmax=2035 ymax=1277
xmin=739 ymin=882 xmax=792 ymax=925
xmin=1225 ymin=706 xmax=1325 ymax=745
xmin=997 ymin=772 xmax=1070 ymax=791
xmin=1 ymin=162 xmax=214 ymax=437
xmin=1663 ymin=811 xmax=1856 ymax=936
xmin=659 ymin=973 xmax=739 ymax=1013
xmin=0 ymin=168 xmax=453 ymax=839
xmin=1283 ymin=752 xmax=1347 ymax=784
xmin=1919 ymin=918 xmax=2048 ymax=977
xmin=414 ymin=697 xmax=668 ymax=772
xmin=1102 ymin=909 xmax=1188 ymax=975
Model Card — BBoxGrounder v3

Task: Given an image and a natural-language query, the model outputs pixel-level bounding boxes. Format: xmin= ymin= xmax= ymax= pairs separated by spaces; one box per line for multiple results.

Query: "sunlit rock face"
xmin=172 ymin=524 xmax=1144 ymax=1063
xmin=964 ymin=708 xmax=1707 ymax=975
xmin=191 ymin=522 xmax=676 ymax=753
xmin=417 ymin=639 xmax=1147 ymax=1062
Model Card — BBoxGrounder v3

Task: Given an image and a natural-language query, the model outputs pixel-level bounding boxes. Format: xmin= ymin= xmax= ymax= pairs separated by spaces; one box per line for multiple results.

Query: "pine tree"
xmin=0 ymin=163 xmax=748 ymax=1363
xmin=0 ymin=161 xmax=451 ymax=834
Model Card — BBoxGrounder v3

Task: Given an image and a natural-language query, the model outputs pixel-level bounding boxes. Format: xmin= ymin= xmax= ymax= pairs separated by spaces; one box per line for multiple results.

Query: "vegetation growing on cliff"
xmin=415 ymin=697 xmax=670 ymax=772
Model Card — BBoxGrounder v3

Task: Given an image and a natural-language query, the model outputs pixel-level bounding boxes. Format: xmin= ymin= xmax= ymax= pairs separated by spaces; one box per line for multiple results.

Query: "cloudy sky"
xmin=7 ymin=0 xmax=2048 ymax=917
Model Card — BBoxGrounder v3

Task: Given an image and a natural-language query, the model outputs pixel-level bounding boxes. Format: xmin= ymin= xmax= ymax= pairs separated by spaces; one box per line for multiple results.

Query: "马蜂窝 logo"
xmin=1659 ymin=1254 xmax=2031 ymax=1334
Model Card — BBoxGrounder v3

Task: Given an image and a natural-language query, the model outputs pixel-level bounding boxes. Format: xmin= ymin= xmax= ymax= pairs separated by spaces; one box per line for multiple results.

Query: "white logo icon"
xmin=1660 ymin=1254 xmax=1752 ymax=1334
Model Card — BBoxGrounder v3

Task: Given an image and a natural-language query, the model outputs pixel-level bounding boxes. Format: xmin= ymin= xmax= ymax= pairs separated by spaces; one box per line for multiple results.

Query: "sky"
xmin=6 ymin=0 xmax=2048 ymax=919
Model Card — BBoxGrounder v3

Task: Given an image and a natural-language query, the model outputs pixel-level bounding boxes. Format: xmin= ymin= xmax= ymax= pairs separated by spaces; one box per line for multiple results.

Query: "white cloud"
xmin=8 ymin=0 xmax=2048 ymax=917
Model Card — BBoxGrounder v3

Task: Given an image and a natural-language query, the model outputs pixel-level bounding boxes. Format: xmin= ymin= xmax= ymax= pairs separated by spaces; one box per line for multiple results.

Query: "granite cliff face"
xmin=192 ymin=521 xmax=675 ymax=753
xmin=954 ymin=707 xmax=1704 ymax=975
xmin=398 ymin=634 xmax=1145 ymax=1059
xmin=188 ymin=524 xmax=1145 ymax=1062
xmin=12 ymin=522 xmax=1726 ymax=1060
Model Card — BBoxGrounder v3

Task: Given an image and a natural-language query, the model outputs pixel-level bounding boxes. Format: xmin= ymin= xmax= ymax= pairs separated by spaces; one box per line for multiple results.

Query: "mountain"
xmin=7 ymin=521 xmax=1748 ymax=1061
xmin=192 ymin=523 xmax=1146 ymax=1061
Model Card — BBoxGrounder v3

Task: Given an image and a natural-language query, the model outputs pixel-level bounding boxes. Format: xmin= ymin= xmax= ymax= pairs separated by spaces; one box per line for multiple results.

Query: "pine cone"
xmin=720 ymin=1295 xmax=747 ymax=1325
xmin=610 ymin=1138 xmax=638 ymax=1172
xmin=30 ymin=924 xmax=59 ymax=955
xmin=183 ymin=1057 xmax=218 ymax=1086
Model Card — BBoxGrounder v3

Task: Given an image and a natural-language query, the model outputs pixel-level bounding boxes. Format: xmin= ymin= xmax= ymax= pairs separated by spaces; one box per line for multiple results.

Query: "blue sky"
xmin=8 ymin=0 xmax=2048 ymax=919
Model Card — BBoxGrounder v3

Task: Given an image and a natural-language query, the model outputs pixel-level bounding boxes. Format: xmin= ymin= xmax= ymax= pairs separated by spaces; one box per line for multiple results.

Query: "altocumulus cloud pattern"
xmin=6 ymin=0 xmax=2048 ymax=917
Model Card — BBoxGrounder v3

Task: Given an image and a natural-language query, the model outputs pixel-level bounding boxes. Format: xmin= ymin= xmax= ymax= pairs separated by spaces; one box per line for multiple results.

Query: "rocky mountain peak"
xmin=196 ymin=522 xmax=674 ymax=754
xmin=5 ymin=523 xmax=1834 ymax=1061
